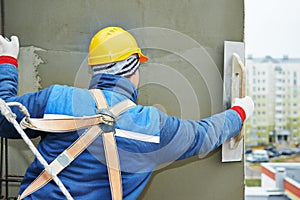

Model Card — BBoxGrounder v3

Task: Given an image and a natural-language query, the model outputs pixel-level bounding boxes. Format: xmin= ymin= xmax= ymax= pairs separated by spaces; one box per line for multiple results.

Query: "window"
xmin=293 ymin=128 xmax=298 ymax=132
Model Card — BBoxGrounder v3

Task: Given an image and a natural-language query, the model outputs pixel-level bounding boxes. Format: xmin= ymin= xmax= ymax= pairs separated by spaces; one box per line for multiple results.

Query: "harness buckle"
xmin=96 ymin=108 xmax=115 ymax=120
xmin=97 ymin=108 xmax=116 ymax=133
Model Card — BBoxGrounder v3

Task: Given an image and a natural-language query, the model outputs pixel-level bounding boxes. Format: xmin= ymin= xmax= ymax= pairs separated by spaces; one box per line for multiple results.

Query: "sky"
xmin=245 ymin=0 xmax=300 ymax=58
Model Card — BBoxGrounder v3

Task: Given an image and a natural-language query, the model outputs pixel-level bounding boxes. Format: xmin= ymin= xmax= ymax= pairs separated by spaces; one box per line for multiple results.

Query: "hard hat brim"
xmin=139 ymin=53 xmax=148 ymax=63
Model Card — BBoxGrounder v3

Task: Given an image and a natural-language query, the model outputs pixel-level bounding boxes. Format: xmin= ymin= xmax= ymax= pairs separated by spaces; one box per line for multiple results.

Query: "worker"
xmin=0 ymin=27 xmax=254 ymax=200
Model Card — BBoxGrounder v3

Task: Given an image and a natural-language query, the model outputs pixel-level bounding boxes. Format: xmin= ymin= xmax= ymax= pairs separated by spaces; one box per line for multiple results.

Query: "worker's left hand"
xmin=0 ymin=35 xmax=19 ymax=59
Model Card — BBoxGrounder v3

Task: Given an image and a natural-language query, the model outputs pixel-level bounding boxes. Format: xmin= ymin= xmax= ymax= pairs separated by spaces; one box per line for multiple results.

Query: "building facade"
xmin=246 ymin=56 xmax=300 ymax=147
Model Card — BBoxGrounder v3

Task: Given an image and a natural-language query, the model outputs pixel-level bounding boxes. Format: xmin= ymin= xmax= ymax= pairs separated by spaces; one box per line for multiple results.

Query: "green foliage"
xmin=246 ymin=179 xmax=261 ymax=187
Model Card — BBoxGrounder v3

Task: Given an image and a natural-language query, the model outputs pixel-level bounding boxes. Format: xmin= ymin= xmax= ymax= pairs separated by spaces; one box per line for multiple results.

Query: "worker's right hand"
xmin=0 ymin=35 xmax=19 ymax=59
xmin=231 ymin=96 xmax=254 ymax=122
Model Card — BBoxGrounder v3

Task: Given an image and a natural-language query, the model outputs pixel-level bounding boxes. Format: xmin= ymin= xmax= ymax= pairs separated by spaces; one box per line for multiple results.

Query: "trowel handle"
xmin=231 ymin=53 xmax=246 ymax=98
xmin=230 ymin=53 xmax=246 ymax=149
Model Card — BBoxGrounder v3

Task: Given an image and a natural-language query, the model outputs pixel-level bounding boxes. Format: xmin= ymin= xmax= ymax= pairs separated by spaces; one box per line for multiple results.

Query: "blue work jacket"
xmin=0 ymin=61 xmax=242 ymax=199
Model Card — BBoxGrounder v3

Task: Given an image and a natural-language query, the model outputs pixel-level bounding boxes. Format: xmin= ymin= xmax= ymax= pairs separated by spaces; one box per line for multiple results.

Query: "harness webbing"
xmin=18 ymin=89 xmax=135 ymax=200
xmin=0 ymin=99 xmax=73 ymax=200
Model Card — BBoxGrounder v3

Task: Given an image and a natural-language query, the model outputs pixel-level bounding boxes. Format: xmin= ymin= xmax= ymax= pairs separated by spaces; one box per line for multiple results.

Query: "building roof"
xmin=262 ymin=163 xmax=300 ymax=184
xmin=261 ymin=163 xmax=300 ymax=199
xmin=245 ymin=187 xmax=287 ymax=198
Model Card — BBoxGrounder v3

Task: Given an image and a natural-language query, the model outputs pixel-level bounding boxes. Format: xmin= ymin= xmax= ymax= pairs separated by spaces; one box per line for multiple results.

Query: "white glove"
xmin=232 ymin=96 xmax=254 ymax=121
xmin=0 ymin=35 xmax=19 ymax=59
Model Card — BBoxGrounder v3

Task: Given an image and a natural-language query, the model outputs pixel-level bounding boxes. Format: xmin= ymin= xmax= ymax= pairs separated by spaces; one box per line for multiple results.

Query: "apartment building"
xmin=246 ymin=56 xmax=300 ymax=147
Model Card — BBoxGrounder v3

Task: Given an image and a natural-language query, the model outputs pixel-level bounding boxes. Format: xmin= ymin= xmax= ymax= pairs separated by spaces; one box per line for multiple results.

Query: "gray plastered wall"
xmin=3 ymin=0 xmax=244 ymax=199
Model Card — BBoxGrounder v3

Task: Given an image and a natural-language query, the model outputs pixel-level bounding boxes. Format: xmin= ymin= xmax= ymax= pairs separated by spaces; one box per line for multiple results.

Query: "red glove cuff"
xmin=0 ymin=56 xmax=18 ymax=68
xmin=231 ymin=106 xmax=246 ymax=122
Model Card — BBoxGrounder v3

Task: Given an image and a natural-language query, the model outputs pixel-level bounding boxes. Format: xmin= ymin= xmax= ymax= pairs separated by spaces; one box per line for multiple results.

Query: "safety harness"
xmin=18 ymin=89 xmax=136 ymax=200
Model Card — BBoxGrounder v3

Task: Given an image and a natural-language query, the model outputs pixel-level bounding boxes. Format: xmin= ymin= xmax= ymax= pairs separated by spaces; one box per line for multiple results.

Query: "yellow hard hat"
xmin=88 ymin=27 xmax=148 ymax=66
